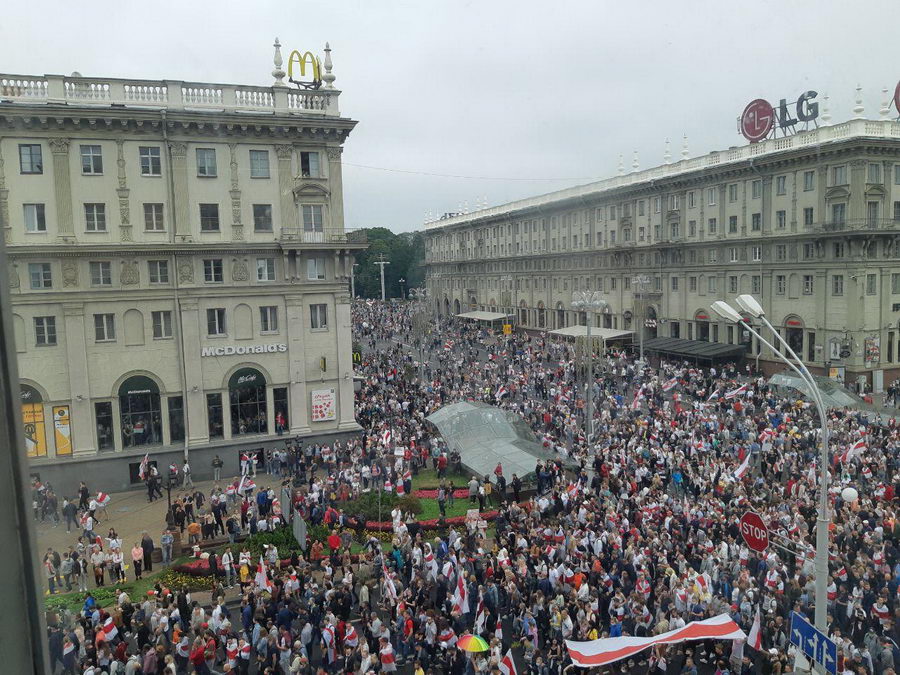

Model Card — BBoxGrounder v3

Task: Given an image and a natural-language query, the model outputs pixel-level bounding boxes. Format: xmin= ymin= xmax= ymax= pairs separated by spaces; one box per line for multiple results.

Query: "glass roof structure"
xmin=426 ymin=401 xmax=564 ymax=480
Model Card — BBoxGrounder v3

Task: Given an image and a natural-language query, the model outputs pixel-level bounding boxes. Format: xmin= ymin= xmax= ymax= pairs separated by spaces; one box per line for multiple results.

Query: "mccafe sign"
xmin=201 ymin=344 xmax=287 ymax=357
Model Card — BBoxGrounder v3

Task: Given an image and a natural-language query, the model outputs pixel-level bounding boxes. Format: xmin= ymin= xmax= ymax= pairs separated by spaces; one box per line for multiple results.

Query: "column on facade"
xmin=326 ymin=147 xmax=345 ymax=232
xmin=161 ymin=394 xmax=172 ymax=447
xmin=334 ymin=292 xmax=359 ymax=430
xmin=62 ymin=302 xmax=95 ymax=453
xmin=168 ymin=142 xmax=191 ymax=239
xmin=275 ymin=145 xmax=295 ymax=232
xmin=0 ymin=137 xmax=10 ymax=244
xmin=266 ymin=386 xmax=276 ymax=436
xmin=49 ymin=138 xmax=74 ymax=239
xmin=284 ymin=294 xmax=311 ymax=435
xmin=177 ymin=296 xmax=209 ymax=445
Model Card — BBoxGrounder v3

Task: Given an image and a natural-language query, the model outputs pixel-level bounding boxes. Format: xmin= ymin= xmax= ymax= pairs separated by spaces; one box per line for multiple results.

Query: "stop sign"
xmin=739 ymin=511 xmax=769 ymax=553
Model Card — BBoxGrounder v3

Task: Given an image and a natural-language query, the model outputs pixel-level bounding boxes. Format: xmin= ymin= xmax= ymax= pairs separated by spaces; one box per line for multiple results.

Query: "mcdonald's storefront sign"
xmin=287 ymin=50 xmax=321 ymax=86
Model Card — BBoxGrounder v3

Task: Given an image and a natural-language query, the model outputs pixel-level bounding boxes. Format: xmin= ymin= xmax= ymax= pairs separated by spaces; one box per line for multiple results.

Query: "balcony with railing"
xmin=1 ymin=41 xmax=344 ymax=117
xmin=813 ymin=218 xmax=900 ymax=233
xmin=279 ymin=227 xmax=367 ymax=245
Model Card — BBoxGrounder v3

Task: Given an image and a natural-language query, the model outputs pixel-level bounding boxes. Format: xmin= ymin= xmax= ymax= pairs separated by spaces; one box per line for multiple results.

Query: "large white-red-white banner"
xmin=565 ymin=614 xmax=746 ymax=669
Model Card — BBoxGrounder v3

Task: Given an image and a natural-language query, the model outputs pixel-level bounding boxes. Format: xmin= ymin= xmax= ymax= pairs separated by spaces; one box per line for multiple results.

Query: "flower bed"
xmin=361 ymin=510 xmax=499 ymax=532
xmin=412 ymin=488 xmax=470 ymax=499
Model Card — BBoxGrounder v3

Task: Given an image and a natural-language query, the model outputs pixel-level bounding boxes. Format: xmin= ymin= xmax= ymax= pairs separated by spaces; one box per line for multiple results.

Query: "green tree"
xmin=353 ymin=228 xmax=425 ymax=299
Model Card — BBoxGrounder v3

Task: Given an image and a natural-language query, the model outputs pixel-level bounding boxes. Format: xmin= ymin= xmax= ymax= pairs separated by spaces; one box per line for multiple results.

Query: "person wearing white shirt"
xmin=222 ymin=547 xmax=235 ymax=588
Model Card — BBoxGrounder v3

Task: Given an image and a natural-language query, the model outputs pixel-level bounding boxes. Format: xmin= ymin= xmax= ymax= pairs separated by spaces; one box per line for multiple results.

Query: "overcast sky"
xmin=4 ymin=0 xmax=900 ymax=232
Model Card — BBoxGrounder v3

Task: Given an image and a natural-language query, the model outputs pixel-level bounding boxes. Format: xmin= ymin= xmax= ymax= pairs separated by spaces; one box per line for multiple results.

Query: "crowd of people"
xmin=38 ymin=298 xmax=900 ymax=674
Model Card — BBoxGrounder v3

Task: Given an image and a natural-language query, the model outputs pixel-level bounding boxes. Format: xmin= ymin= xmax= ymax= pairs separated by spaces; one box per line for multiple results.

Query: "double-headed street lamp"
xmin=571 ymin=291 xmax=608 ymax=446
xmin=631 ymin=275 xmax=651 ymax=364
xmin=710 ymin=294 xmax=831 ymax=634
xmin=409 ymin=287 xmax=428 ymax=382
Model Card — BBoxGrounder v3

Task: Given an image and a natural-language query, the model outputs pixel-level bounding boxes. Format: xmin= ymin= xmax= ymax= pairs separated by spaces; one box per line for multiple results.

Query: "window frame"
xmin=89 ymin=261 xmax=112 ymax=287
xmin=196 ymin=147 xmax=218 ymax=177
xmin=34 ymin=316 xmax=57 ymax=346
xmin=206 ymin=308 xmax=227 ymax=337
xmin=18 ymin=143 xmax=43 ymax=174
xmin=143 ymin=203 xmax=165 ymax=231
xmin=84 ymin=203 xmax=107 ymax=232
xmin=199 ymin=203 xmax=220 ymax=232
xmin=80 ymin=144 xmax=103 ymax=175
xmin=151 ymin=310 xmax=173 ymax=339
xmin=252 ymin=203 xmax=273 ymax=232
xmin=310 ymin=303 xmax=328 ymax=330
xmin=259 ymin=306 xmax=279 ymax=334
xmin=203 ymin=258 xmax=224 ymax=283
xmin=256 ymin=257 xmax=276 ymax=282
xmin=148 ymin=260 xmax=170 ymax=284
xmin=28 ymin=262 xmax=52 ymax=289
xmin=23 ymin=203 xmax=46 ymax=233
xmin=307 ymin=257 xmax=326 ymax=281
xmin=139 ymin=146 xmax=162 ymax=176
xmin=93 ymin=313 xmax=116 ymax=342
xmin=299 ymin=151 xmax=320 ymax=178
xmin=249 ymin=149 xmax=270 ymax=178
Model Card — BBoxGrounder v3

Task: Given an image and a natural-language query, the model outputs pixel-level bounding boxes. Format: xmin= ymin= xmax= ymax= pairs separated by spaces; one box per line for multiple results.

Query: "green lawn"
xmin=417 ymin=495 xmax=475 ymax=520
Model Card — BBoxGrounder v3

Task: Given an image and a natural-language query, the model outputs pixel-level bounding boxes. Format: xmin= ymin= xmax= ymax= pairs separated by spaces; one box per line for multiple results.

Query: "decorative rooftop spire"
xmin=322 ymin=42 xmax=336 ymax=89
xmin=853 ymin=84 xmax=865 ymax=119
xmin=820 ymin=93 xmax=831 ymax=126
xmin=618 ymin=155 xmax=624 ymax=176
xmin=681 ymin=135 xmax=689 ymax=160
xmin=631 ymin=150 xmax=639 ymax=172
xmin=272 ymin=38 xmax=286 ymax=87
xmin=881 ymin=87 xmax=891 ymax=120
xmin=663 ymin=138 xmax=671 ymax=165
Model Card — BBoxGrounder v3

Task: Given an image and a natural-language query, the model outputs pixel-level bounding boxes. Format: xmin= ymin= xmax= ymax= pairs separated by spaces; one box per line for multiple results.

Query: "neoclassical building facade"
xmin=1 ymin=44 xmax=364 ymax=489
xmin=425 ymin=117 xmax=900 ymax=392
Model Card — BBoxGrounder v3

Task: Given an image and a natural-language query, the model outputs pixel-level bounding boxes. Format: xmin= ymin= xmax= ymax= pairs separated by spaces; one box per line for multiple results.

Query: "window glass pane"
xmin=95 ymin=401 xmax=114 ymax=451
xmin=207 ymin=393 xmax=223 ymax=439
xmin=168 ymin=396 xmax=185 ymax=442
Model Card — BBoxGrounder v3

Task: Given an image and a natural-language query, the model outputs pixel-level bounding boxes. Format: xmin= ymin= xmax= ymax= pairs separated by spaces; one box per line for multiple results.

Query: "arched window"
xmin=21 ymin=384 xmax=47 ymax=457
xmin=229 ymin=368 xmax=267 ymax=435
xmin=118 ymin=376 xmax=162 ymax=448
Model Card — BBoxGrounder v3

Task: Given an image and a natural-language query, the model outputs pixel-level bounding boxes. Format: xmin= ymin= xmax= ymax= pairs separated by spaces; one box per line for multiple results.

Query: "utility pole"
xmin=374 ymin=254 xmax=390 ymax=302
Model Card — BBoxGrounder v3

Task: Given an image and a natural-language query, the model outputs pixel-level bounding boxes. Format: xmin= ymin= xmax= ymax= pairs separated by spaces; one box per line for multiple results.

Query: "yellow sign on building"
xmin=53 ymin=406 xmax=72 ymax=456
xmin=287 ymin=50 xmax=321 ymax=83
xmin=502 ymin=324 xmax=513 ymax=335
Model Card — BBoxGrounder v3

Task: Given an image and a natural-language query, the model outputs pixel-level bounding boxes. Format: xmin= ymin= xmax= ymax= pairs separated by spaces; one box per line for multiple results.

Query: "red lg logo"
xmin=741 ymin=99 xmax=775 ymax=143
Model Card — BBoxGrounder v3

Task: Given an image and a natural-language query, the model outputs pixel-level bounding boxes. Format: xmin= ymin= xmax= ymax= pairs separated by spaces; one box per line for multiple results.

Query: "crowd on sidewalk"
xmin=38 ymin=299 xmax=900 ymax=674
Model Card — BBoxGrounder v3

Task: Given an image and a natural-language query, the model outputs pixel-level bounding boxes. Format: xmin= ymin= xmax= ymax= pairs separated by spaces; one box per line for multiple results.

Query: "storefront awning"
xmin=642 ymin=337 xmax=746 ymax=362
xmin=548 ymin=326 xmax=633 ymax=340
xmin=454 ymin=311 xmax=512 ymax=321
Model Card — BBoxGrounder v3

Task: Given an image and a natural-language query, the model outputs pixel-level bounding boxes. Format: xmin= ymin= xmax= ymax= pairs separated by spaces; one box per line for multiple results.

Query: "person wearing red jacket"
xmin=189 ymin=637 xmax=209 ymax=674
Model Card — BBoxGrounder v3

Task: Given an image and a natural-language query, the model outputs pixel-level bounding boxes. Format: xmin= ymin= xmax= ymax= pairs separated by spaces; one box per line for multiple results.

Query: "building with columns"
xmin=0 ymin=41 xmax=365 ymax=490
xmin=424 ymin=112 xmax=900 ymax=393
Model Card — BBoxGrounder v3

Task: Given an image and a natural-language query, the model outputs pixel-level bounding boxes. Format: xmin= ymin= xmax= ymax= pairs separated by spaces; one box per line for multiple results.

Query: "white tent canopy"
xmin=455 ymin=311 xmax=512 ymax=321
xmin=549 ymin=326 xmax=633 ymax=340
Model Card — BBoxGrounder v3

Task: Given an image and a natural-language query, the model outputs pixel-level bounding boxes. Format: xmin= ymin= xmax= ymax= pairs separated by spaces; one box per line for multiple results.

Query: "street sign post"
xmin=790 ymin=612 xmax=837 ymax=674
xmin=739 ymin=511 xmax=769 ymax=553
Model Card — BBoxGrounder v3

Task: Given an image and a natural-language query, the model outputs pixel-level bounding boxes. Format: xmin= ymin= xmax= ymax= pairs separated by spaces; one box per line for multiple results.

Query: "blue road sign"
xmin=790 ymin=611 xmax=837 ymax=675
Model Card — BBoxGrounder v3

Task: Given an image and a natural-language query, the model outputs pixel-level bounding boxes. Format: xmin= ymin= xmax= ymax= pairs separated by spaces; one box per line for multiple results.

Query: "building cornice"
xmin=5 ymin=242 xmax=354 ymax=257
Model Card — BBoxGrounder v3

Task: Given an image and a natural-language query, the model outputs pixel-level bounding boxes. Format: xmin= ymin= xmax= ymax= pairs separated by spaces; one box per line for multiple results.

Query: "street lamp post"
xmin=571 ymin=291 xmax=608 ymax=447
xmin=631 ymin=275 xmax=651 ymax=364
xmin=409 ymin=288 xmax=428 ymax=382
xmin=399 ymin=278 xmax=406 ymax=301
xmin=351 ymin=262 xmax=359 ymax=299
xmin=711 ymin=295 xmax=831 ymax=636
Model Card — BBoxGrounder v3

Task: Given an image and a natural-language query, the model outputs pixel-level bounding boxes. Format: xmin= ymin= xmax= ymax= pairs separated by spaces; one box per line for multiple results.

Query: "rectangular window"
xmin=252 ymin=204 xmax=273 ymax=232
xmin=708 ymin=276 xmax=717 ymax=293
xmin=708 ymin=249 xmax=717 ymax=263
xmin=79 ymin=144 xmax=103 ymax=175
xmin=19 ymin=144 xmax=43 ymax=174
xmin=776 ymin=244 xmax=787 ymax=261
xmin=89 ymin=261 xmax=112 ymax=286
xmin=94 ymin=313 xmax=116 ymax=342
xmin=751 ymin=180 xmax=762 ymax=198
xmin=310 ymin=303 xmax=328 ymax=330
xmin=752 ymin=245 xmax=762 ymax=262
xmin=689 ymin=276 xmax=697 ymax=292
xmin=751 ymin=213 xmax=761 ymax=231
xmin=203 ymin=259 xmax=223 ymax=283
xmin=250 ymin=149 xmax=270 ymax=178
xmin=256 ymin=257 xmax=275 ymax=282
xmin=804 ymin=170 xmax=815 ymax=191
xmin=688 ymin=192 xmax=695 ymax=208
xmin=707 ymin=187 xmax=717 ymax=206
xmin=751 ymin=276 xmax=761 ymax=294
xmin=95 ymin=402 xmax=114 ymax=451
xmin=688 ymin=220 xmax=696 ymax=237
xmin=84 ymin=203 xmax=107 ymax=232
xmin=803 ymin=275 xmax=814 ymax=295
xmin=776 ymin=210 xmax=786 ymax=229
xmin=199 ymin=203 xmax=220 ymax=231
xmin=206 ymin=308 xmax=226 ymax=336
xmin=867 ymin=200 xmax=879 ymax=226
xmin=776 ymin=274 xmax=786 ymax=294
xmin=804 ymin=207 xmax=814 ymax=226
xmin=610 ymin=205 xmax=617 ymax=220
xmin=28 ymin=262 xmax=52 ymax=289
xmin=34 ymin=316 xmax=57 ymax=346
xmin=775 ymin=175 xmax=786 ymax=195
xmin=139 ymin=146 xmax=161 ymax=176
xmin=730 ymin=247 xmax=738 ymax=262
xmin=654 ymin=197 xmax=661 ymax=214
xmin=728 ymin=216 xmax=737 ymax=234
xmin=894 ymin=201 xmax=900 ymax=221
xmin=168 ymin=396 xmax=185 ymax=443
xmin=302 ymin=204 xmax=324 ymax=232
xmin=669 ymin=195 xmax=679 ymax=210
xmin=300 ymin=151 xmax=320 ymax=178
xmin=894 ymin=274 xmax=900 ymax=294
xmin=671 ymin=276 xmax=679 ymax=291
xmin=207 ymin=393 xmax=223 ymax=439
xmin=728 ymin=184 xmax=738 ymax=202
xmin=23 ymin=203 xmax=46 ymax=232
xmin=148 ymin=260 xmax=169 ymax=284
xmin=638 ymin=200 xmax=646 ymax=215
xmin=833 ymin=275 xmax=844 ymax=296
xmin=833 ymin=242 xmax=845 ymax=259
xmin=729 ymin=276 xmax=738 ymax=293
xmin=867 ymin=273 xmax=877 ymax=295
xmin=152 ymin=310 xmax=173 ymax=339
xmin=307 ymin=257 xmax=325 ymax=280
xmin=803 ymin=242 xmax=815 ymax=259
xmin=832 ymin=165 xmax=847 ymax=185
xmin=708 ymin=217 xmax=717 ymax=234
xmin=831 ymin=203 xmax=846 ymax=225
xmin=196 ymin=148 xmax=217 ymax=177
xmin=868 ymin=163 xmax=882 ymax=184
xmin=670 ymin=223 xmax=679 ymax=239
xmin=144 ymin=203 xmax=164 ymax=231
xmin=260 ymin=306 xmax=278 ymax=333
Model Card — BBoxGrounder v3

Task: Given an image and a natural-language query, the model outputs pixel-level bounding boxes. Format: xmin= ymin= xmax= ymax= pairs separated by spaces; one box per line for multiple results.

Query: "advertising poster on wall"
xmin=53 ymin=405 xmax=72 ymax=456
xmin=311 ymin=388 xmax=336 ymax=422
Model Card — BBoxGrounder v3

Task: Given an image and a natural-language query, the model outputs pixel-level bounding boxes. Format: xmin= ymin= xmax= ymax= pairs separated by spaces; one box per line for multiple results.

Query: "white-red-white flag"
xmin=255 ymin=556 xmax=272 ymax=593
xmin=475 ymin=590 xmax=487 ymax=634
xmin=499 ymin=649 xmax=518 ymax=675
xmin=495 ymin=617 xmax=503 ymax=641
xmin=138 ymin=453 xmax=150 ymax=480
xmin=725 ymin=384 xmax=749 ymax=400
xmin=733 ymin=452 xmax=752 ymax=480
xmin=662 ymin=377 xmax=678 ymax=392
xmin=565 ymin=614 xmax=745 ymax=669
xmin=452 ymin=573 xmax=469 ymax=614
xmin=495 ymin=385 xmax=509 ymax=399
xmin=747 ymin=607 xmax=762 ymax=651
